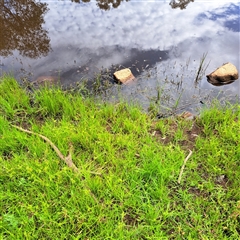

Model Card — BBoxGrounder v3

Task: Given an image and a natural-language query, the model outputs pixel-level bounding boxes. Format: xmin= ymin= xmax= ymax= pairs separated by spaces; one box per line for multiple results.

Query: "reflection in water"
xmin=0 ymin=0 xmax=51 ymax=58
xmin=71 ymin=0 xmax=197 ymax=10
xmin=69 ymin=0 xmax=195 ymax=11
xmin=68 ymin=0 xmax=129 ymax=10
xmin=198 ymin=4 xmax=240 ymax=32
xmin=70 ymin=0 xmax=90 ymax=3
xmin=169 ymin=0 xmax=194 ymax=10
xmin=1 ymin=0 xmax=239 ymax=111
xmin=96 ymin=0 xmax=129 ymax=10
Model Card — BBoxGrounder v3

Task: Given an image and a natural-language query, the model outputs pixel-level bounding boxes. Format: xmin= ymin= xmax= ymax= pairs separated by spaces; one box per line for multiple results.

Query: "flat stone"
xmin=114 ymin=68 xmax=135 ymax=84
xmin=207 ymin=62 xmax=239 ymax=86
xmin=179 ymin=111 xmax=195 ymax=120
xmin=33 ymin=76 xmax=59 ymax=86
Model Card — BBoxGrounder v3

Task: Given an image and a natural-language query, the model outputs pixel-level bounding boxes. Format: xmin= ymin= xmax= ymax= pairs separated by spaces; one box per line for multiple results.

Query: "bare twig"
xmin=12 ymin=124 xmax=100 ymax=203
xmin=178 ymin=149 xmax=193 ymax=184
xmin=12 ymin=125 xmax=101 ymax=176
xmin=12 ymin=125 xmax=79 ymax=173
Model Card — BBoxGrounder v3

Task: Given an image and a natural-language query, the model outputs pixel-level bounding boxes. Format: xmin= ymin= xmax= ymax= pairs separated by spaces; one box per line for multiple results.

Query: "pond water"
xmin=1 ymin=0 xmax=239 ymax=113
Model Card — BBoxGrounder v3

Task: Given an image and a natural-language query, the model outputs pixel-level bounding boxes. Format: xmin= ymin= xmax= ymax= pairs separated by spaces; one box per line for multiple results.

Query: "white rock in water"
xmin=33 ymin=76 xmax=59 ymax=86
xmin=207 ymin=62 xmax=239 ymax=86
xmin=114 ymin=68 xmax=135 ymax=84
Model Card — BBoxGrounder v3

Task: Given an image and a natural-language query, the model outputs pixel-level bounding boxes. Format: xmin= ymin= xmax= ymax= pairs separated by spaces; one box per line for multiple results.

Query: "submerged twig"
xmin=178 ymin=149 xmax=193 ymax=184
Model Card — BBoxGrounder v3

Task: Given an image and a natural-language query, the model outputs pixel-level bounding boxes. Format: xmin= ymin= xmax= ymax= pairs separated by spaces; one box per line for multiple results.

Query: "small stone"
xmin=114 ymin=68 xmax=135 ymax=84
xmin=33 ymin=76 xmax=59 ymax=86
xmin=207 ymin=62 xmax=239 ymax=86
xmin=179 ymin=111 xmax=195 ymax=120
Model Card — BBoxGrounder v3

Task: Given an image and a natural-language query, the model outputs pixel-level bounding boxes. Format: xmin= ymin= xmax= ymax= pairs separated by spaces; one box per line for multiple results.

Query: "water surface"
xmin=1 ymin=0 xmax=239 ymax=112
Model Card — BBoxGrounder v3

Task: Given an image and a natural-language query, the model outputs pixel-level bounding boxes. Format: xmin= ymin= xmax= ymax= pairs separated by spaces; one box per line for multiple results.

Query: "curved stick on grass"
xmin=12 ymin=125 xmax=100 ymax=203
xmin=12 ymin=125 xmax=79 ymax=173
xmin=178 ymin=149 xmax=193 ymax=184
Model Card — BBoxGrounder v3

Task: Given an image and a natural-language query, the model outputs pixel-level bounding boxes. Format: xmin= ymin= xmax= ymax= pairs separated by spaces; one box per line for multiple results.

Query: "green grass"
xmin=0 ymin=75 xmax=239 ymax=239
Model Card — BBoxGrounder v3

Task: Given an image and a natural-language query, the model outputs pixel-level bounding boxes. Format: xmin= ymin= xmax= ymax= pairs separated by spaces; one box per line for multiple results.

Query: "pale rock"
xmin=179 ymin=111 xmax=195 ymax=120
xmin=114 ymin=68 xmax=135 ymax=84
xmin=32 ymin=76 xmax=59 ymax=86
xmin=207 ymin=62 xmax=239 ymax=86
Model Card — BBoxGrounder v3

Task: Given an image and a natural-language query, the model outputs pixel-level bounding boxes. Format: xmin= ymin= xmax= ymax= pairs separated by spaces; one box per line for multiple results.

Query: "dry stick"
xmin=12 ymin=125 xmax=79 ymax=172
xmin=178 ymin=149 xmax=193 ymax=184
xmin=12 ymin=125 xmax=100 ymax=175
xmin=12 ymin=125 xmax=100 ymax=203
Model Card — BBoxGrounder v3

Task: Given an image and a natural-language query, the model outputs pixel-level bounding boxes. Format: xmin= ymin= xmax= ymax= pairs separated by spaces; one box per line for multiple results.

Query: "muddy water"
xmin=1 ymin=0 xmax=239 ymax=113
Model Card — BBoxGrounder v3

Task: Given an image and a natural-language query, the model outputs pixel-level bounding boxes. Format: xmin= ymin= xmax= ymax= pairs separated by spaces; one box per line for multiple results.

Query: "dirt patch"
xmin=151 ymin=118 xmax=203 ymax=151
xmin=215 ymin=174 xmax=231 ymax=189
xmin=195 ymin=163 xmax=210 ymax=181
xmin=123 ymin=207 xmax=141 ymax=227
xmin=188 ymin=186 xmax=210 ymax=198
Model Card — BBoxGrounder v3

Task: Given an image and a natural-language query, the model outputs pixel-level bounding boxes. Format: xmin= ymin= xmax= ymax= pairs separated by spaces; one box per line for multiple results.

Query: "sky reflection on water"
xmin=1 ymin=0 xmax=239 ymax=112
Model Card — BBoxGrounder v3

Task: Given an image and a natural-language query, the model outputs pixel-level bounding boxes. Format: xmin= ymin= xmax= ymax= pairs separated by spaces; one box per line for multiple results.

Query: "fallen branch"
xmin=12 ymin=124 xmax=100 ymax=203
xmin=12 ymin=125 xmax=79 ymax=173
xmin=178 ymin=149 xmax=193 ymax=184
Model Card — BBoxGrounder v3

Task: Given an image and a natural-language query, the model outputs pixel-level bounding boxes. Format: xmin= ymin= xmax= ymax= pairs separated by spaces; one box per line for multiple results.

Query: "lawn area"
xmin=0 ymin=75 xmax=239 ymax=239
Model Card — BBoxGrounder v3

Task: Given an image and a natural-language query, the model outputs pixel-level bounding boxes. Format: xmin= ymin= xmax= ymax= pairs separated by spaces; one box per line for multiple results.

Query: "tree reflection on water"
xmin=70 ymin=0 xmax=194 ymax=10
xmin=0 ymin=0 xmax=51 ymax=58
xmin=169 ymin=0 xmax=194 ymax=10
xmin=0 ymin=0 xmax=195 ymax=59
xmin=71 ymin=0 xmax=129 ymax=10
